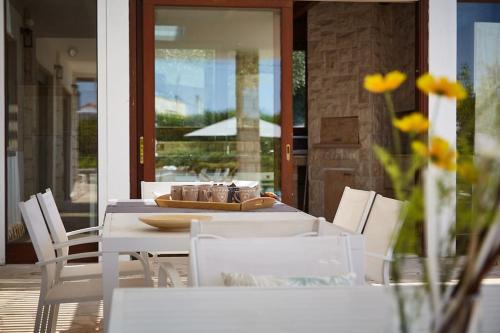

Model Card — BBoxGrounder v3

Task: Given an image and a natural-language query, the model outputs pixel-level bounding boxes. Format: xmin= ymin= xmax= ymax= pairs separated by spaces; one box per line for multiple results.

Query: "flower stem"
xmin=384 ymin=92 xmax=401 ymax=155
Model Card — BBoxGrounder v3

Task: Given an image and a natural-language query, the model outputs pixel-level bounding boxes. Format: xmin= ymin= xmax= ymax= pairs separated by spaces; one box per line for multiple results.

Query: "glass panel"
xmin=5 ymin=0 xmax=98 ymax=246
xmin=154 ymin=7 xmax=281 ymax=193
xmin=457 ymin=2 xmax=500 ymax=250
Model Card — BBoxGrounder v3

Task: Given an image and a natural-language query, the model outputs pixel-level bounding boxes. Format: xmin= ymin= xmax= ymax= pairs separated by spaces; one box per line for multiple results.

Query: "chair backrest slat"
xmin=37 ymin=189 xmax=69 ymax=257
xmin=19 ymin=197 xmax=57 ymax=288
xmin=363 ymin=194 xmax=404 ymax=284
xmin=190 ymin=219 xmax=320 ymax=239
xmin=190 ymin=236 xmax=353 ymax=287
xmin=332 ymin=186 xmax=376 ymax=234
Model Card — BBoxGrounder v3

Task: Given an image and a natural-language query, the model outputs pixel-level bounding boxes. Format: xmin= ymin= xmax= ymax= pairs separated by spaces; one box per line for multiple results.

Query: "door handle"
xmin=139 ymin=136 xmax=144 ymax=165
xmin=286 ymin=144 xmax=291 ymax=162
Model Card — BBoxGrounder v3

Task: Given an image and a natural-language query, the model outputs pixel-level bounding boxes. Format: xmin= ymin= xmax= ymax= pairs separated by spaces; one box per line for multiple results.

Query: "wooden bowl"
xmin=139 ymin=214 xmax=212 ymax=230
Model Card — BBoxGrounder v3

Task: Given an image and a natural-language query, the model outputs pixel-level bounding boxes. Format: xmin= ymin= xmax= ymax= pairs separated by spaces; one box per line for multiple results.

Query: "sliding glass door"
xmin=140 ymin=0 xmax=294 ymax=203
xmin=456 ymin=1 xmax=500 ymax=251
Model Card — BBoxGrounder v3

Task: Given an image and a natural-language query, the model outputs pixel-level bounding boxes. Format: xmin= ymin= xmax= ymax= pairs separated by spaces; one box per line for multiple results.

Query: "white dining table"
xmin=108 ymin=286 xmax=399 ymax=333
xmin=101 ymin=207 xmax=323 ymax=331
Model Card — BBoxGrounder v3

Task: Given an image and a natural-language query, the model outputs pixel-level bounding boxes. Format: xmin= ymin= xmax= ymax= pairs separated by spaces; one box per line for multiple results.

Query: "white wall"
xmin=427 ymin=0 xmax=457 ymax=256
xmin=0 ymin=0 xmax=6 ymax=265
xmin=98 ymin=0 xmax=131 ymax=225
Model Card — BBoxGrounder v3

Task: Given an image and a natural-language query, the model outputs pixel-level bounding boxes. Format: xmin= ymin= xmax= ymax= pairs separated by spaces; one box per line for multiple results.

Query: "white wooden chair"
xmin=363 ymin=194 xmax=405 ymax=285
xmin=332 ymin=186 xmax=376 ymax=233
xmin=19 ymin=196 xmax=149 ymax=333
xmin=37 ymin=189 xmax=153 ymax=282
xmin=187 ymin=235 xmax=356 ymax=287
xmin=157 ymin=218 xmax=324 ymax=287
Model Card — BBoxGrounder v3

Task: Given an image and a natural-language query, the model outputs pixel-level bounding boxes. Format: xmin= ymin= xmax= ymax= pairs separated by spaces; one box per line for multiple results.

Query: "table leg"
xmin=103 ymin=251 xmax=119 ymax=332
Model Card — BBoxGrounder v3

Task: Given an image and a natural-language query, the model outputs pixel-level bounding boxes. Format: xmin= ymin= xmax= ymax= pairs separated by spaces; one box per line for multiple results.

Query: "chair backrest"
xmin=190 ymin=219 xmax=321 ymax=239
xmin=363 ymin=194 xmax=404 ymax=284
xmin=19 ymin=196 xmax=57 ymax=289
xmin=140 ymin=181 xmax=212 ymax=199
xmin=37 ymin=189 xmax=69 ymax=256
xmin=189 ymin=235 xmax=354 ymax=287
xmin=332 ymin=186 xmax=376 ymax=234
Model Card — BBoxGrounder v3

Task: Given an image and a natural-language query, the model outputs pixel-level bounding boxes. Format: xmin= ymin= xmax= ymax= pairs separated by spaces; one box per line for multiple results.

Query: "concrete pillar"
xmin=235 ymin=50 xmax=261 ymax=179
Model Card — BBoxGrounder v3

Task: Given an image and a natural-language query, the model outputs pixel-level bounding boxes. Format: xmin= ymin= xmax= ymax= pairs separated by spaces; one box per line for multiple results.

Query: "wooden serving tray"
xmin=155 ymin=195 xmax=276 ymax=211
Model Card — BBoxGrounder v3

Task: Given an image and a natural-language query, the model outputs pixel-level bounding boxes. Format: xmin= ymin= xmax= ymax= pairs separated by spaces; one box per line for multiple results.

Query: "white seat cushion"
xmin=221 ymin=272 xmax=356 ymax=287
xmin=60 ymin=260 xmax=150 ymax=281
xmin=45 ymin=277 xmax=147 ymax=304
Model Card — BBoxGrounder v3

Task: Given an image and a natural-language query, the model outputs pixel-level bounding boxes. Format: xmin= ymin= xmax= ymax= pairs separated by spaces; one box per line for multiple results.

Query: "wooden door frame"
xmin=416 ymin=0 xmax=429 ymax=255
xmin=416 ymin=0 xmax=429 ymax=117
xmin=130 ymin=0 xmax=295 ymax=205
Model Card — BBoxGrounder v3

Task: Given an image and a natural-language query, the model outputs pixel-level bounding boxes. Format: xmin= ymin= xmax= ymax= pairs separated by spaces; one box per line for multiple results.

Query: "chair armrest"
xmin=365 ymin=251 xmax=392 ymax=262
xmin=37 ymin=251 xmax=151 ymax=275
xmin=66 ymin=226 xmax=103 ymax=237
xmin=158 ymin=262 xmax=184 ymax=287
xmin=53 ymin=235 xmax=102 ymax=249
xmin=36 ymin=251 xmax=103 ymax=266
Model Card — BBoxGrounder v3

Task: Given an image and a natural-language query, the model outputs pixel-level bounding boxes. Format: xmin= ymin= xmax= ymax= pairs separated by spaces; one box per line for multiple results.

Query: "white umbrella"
xmin=184 ymin=117 xmax=281 ymax=138
xmin=77 ymin=103 xmax=97 ymax=115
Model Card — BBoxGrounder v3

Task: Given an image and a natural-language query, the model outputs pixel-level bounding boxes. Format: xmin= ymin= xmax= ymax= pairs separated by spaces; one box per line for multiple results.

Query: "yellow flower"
xmin=411 ymin=141 xmax=428 ymax=157
xmin=458 ymin=162 xmax=478 ymax=184
xmin=429 ymin=137 xmax=457 ymax=171
xmin=364 ymin=71 xmax=407 ymax=93
xmin=393 ymin=113 xmax=429 ymax=134
xmin=411 ymin=137 xmax=457 ymax=171
xmin=417 ymin=73 xmax=467 ymax=100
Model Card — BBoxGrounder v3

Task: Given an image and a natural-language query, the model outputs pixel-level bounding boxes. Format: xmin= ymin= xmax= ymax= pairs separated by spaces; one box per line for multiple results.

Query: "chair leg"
xmin=383 ymin=261 xmax=391 ymax=286
xmin=34 ymin=298 xmax=44 ymax=333
xmin=40 ymin=304 xmax=50 ymax=333
xmin=158 ymin=265 xmax=167 ymax=287
xmin=47 ymin=304 xmax=59 ymax=333
xmin=141 ymin=252 xmax=154 ymax=287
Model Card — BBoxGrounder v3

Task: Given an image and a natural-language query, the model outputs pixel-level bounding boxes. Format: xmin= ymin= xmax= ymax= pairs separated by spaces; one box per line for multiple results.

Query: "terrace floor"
xmin=1 ymin=257 xmax=499 ymax=332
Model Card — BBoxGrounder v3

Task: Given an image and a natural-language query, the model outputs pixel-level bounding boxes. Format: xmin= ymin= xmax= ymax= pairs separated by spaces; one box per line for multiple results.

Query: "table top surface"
xmin=103 ymin=210 xmax=316 ymax=239
xmin=102 ymin=202 xmax=319 ymax=252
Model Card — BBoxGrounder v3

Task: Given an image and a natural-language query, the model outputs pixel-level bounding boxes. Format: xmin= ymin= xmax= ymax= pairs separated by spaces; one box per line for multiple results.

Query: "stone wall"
xmin=307 ymin=2 xmax=415 ymax=218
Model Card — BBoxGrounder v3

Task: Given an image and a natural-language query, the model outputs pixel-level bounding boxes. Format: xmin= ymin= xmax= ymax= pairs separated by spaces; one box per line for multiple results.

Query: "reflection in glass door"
xmin=5 ymin=0 xmax=98 ymax=262
xmin=456 ymin=2 xmax=500 ymax=252
xmin=144 ymin=5 xmax=289 ymax=195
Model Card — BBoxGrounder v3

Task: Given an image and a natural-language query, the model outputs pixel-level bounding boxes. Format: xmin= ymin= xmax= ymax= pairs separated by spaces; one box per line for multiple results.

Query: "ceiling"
xmin=155 ymin=7 xmax=280 ymax=52
xmin=9 ymin=0 xmax=96 ymax=38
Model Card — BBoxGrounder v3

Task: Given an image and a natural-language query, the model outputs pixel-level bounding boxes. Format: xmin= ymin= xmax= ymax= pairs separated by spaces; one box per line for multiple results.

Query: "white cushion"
xmin=60 ymin=260 xmax=149 ymax=281
xmin=222 ymin=272 xmax=356 ymax=287
xmin=45 ymin=277 xmax=147 ymax=304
